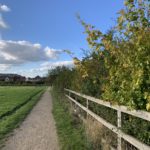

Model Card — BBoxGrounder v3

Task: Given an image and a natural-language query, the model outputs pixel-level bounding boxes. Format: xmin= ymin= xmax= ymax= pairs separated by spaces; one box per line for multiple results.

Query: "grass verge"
xmin=51 ymin=88 xmax=91 ymax=150
xmin=0 ymin=90 xmax=45 ymax=147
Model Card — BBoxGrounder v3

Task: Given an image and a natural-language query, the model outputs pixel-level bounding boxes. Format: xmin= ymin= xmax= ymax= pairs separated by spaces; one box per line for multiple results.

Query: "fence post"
xmin=74 ymin=94 xmax=77 ymax=112
xmin=86 ymin=99 xmax=89 ymax=109
xmin=86 ymin=99 xmax=89 ymax=118
xmin=117 ymin=110 xmax=122 ymax=150
xmin=68 ymin=91 xmax=73 ymax=111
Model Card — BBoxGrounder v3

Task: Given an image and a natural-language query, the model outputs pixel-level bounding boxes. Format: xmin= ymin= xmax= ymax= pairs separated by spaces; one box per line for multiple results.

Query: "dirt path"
xmin=2 ymin=88 xmax=59 ymax=150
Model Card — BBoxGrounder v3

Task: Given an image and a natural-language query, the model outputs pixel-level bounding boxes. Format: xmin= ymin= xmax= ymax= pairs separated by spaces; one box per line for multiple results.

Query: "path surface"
xmin=2 ymin=88 xmax=59 ymax=150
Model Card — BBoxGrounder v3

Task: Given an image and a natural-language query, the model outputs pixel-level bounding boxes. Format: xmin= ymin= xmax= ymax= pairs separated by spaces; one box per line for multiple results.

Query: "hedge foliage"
xmin=47 ymin=0 xmax=150 ymax=146
xmin=48 ymin=0 xmax=150 ymax=111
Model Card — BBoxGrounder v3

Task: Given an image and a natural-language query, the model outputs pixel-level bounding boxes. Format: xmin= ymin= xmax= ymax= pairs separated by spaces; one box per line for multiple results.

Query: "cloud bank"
xmin=0 ymin=40 xmax=62 ymax=66
xmin=0 ymin=64 xmax=11 ymax=71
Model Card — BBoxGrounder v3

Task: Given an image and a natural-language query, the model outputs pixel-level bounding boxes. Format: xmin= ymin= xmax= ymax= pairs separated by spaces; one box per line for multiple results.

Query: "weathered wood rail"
xmin=64 ymin=88 xmax=150 ymax=150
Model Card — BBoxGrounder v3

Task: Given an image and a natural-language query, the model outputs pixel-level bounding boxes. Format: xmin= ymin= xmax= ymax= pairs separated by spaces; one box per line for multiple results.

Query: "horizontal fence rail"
xmin=64 ymin=88 xmax=150 ymax=150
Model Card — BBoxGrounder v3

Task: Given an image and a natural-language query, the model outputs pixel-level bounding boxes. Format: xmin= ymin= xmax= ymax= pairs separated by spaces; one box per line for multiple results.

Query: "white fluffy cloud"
xmin=0 ymin=40 xmax=62 ymax=66
xmin=0 ymin=4 xmax=10 ymax=29
xmin=0 ymin=4 xmax=11 ymax=12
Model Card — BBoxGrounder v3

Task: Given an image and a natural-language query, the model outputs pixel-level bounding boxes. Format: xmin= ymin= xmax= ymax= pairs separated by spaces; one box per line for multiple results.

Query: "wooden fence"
xmin=64 ymin=88 xmax=150 ymax=150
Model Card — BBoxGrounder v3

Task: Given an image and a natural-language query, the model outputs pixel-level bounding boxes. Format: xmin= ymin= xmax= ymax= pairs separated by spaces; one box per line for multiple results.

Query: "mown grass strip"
xmin=0 ymin=90 xmax=45 ymax=147
xmin=0 ymin=89 xmax=43 ymax=120
xmin=51 ymin=89 xmax=91 ymax=150
xmin=0 ymin=86 xmax=44 ymax=117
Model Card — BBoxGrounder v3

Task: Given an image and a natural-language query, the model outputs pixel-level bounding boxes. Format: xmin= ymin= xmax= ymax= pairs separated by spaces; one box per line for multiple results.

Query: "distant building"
xmin=34 ymin=76 xmax=42 ymax=82
xmin=0 ymin=74 xmax=26 ymax=82
xmin=26 ymin=76 xmax=45 ymax=83
xmin=5 ymin=77 xmax=10 ymax=82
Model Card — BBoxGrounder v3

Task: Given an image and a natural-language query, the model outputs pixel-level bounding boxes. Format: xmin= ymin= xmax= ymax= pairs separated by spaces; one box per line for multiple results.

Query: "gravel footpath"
xmin=2 ymin=88 xmax=59 ymax=150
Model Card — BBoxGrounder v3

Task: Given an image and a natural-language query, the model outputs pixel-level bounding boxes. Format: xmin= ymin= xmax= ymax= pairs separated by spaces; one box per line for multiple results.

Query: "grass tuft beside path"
xmin=51 ymin=88 xmax=90 ymax=150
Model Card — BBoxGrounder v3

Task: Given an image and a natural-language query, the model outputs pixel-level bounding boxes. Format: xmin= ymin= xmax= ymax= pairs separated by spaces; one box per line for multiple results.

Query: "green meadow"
xmin=0 ymin=86 xmax=45 ymax=142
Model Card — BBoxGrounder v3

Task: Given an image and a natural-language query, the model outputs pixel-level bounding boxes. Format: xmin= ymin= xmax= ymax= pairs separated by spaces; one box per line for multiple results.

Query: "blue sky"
xmin=0 ymin=0 xmax=124 ymax=77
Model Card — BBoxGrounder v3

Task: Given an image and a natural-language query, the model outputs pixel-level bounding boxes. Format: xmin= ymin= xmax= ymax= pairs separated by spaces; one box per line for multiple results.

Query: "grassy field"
xmin=0 ymin=86 xmax=46 ymax=143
